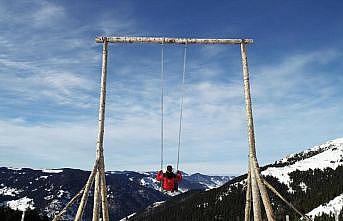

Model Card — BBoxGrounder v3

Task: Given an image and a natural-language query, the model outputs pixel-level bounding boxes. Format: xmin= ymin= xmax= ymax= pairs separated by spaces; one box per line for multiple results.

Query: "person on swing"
xmin=156 ymin=165 xmax=182 ymax=192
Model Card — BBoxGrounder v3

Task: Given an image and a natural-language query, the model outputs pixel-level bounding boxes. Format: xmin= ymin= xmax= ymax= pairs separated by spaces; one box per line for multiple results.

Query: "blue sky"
xmin=0 ymin=0 xmax=343 ymax=175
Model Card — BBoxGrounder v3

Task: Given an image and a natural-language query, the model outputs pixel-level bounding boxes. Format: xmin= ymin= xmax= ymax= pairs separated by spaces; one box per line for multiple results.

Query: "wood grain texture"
xmin=95 ymin=36 xmax=253 ymax=44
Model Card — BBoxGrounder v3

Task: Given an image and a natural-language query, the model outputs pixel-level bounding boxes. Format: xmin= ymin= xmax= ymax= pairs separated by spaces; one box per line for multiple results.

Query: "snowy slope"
xmin=260 ymin=138 xmax=343 ymax=217
xmin=6 ymin=196 xmax=35 ymax=211
xmin=262 ymin=138 xmax=343 ymax=187
xmin=307 ymin=193 xmax=343 ymax=218
xmin=128 ymin=137 xmax=343 ymax=221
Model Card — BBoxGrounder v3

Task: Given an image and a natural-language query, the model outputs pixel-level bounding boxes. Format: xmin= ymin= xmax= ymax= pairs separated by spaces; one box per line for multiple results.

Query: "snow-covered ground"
xmin=262 ymin=138 xmax=343 ymax=188
xmin=119 ymin=212 xmax=136 ymax=221
xmin=307 ymin=193 xmax=343 ymax=218
xmin=6 ymin=197 xmax=35 ymax=211
xmin=42 ymin=169 xmax=63 ymax=173
xmin=0 ymin=186 xmax=23 ymax=196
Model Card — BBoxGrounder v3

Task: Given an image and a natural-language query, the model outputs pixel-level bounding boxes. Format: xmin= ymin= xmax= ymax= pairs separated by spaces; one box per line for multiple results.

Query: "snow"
xmin=0 ymin=186 xmax=22 ymax=196
xmin=299 ymin=182 xmax=308 ymax=192
xmin=119 ymin=212 xmax=136 ymax=221
xmin=197 ymin=202 xmax=209 ymax=208
xmin=44 ymin=195 xmax=54 ymax=200
xmin=57 ymin=190 xmax=69 ymax=198
xmin=7 ymin=167 xmax=22 ymax=171
xmin=152 ymin=201 xmax=165 ymax=207
xmin=119 ymin=201 xmax=165 ymax=220
xmin=42 ymin=169 xmax=63 ymax=173
xmin=140 ymin=178 xmax=146 ymax=186
xmin=199 ymin=181 xmax=215 ymax=190
xmin=262 ymin=139 xmax=343 ymax=188
xmin=45 ymin=185 xmax=54 ymax=192
xmin=307 ymin=193 xmax=343 ymax=218
xmin=210 ymin=177 xmax=226 ymax=186
xmin=140 ymin=176 xmax=161 ymax=191
xmin=6 ymin=197 xmax=35 ymax=211
xmin=44 ymin=199 xmax=62 ymax=218
xmin=332 ymin=137 xmax=343 ymax=144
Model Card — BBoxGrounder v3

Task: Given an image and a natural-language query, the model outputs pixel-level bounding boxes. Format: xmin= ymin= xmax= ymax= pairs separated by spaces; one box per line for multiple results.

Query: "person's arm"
xmin=156 ymin=170 xmax=163 ymax=181
xmin=176 ymin=171 xmax=182 ymax=181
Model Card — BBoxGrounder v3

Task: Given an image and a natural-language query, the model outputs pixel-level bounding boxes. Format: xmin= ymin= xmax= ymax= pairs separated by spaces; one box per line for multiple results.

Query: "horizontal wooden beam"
xmin=95 ymin=36 xmax=253 ymax=45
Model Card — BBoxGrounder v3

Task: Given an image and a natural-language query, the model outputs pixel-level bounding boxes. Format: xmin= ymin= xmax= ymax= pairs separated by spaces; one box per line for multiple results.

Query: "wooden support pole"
xmin=92 ymin=170 xmax=101 ymax=221
xmin=100 ymin=160 xmax=110 ymax=221
xmin=250 ymin=162 xmax=262 ymax=220
xmin=244 ymin=163 xmax=252 ymax=221
xmin=95 ymin=36 xmax=253 ymax=45
xmin=94 ymin=38 xmax=110 ymax=221
xmin=240 ymin=42 xmax=275 ymax=221
xmin=74 ymin=161 xmax=98 ymax=221
xmin=256 ymin=172 xmax=275 ymax=221
xmin=254 ymin=163 xmax=275 ymax=221
xmin=241 ymin=41 xmax=261 ymax=221
xmin=334 ymin=210 xmax=339 ymax=221
xmin=53 ymin=189 xmax=84 ymax=221
xmin=21 ymin=210 xmax=25 ymax=221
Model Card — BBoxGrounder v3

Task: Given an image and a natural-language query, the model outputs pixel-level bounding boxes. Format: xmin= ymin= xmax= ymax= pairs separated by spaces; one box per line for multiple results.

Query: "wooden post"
xmin=94 ymin=38 xmax=110 ymax=221
xmin=74 ymin=161 xmax=98 ymax=221
xmin=100 ymin=158 xmax=110 ymax=221
xmin=240 ymin=42 xmax=275 ymax=221
xmin=92 ymin=171 xmax=101 ymax=221
xmin=21 ymin=210 xmax=25 ymax=221
xmin=254 ymin=161 xmax=275 ymax=221
xmin=334 ymin=210 xmax=339 ymax=221
xmin=250 ymin=163 xmax=262 ymax=220
xmin=73 ymin=39 xmax=110 ymax=219
xmin=53 ymin=189 xmax=84 ymax=221
xmin=285 ymin=215 xmax=290 ymax=221
xmin=244 ymin=163 xmax=252 ymax=221
xmin=95 ymin=36 xmax=253 ymax=45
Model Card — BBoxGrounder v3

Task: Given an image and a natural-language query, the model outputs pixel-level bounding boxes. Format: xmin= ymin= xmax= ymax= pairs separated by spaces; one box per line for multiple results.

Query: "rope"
xmin=160 ymin=44 xmax=165 ymax=171
xmin=176 ymin=45 xmax=187 ymax=171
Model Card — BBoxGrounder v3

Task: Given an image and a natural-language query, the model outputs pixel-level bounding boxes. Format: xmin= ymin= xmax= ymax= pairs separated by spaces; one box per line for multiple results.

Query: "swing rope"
xmin=160 ymin=44 xmax=165 ymax=171
xmin=176 ymin=45 xmax=187 ymax=172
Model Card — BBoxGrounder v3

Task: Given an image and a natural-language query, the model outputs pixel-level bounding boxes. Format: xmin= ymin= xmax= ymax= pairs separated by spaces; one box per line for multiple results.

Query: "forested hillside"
xmin=129 ymin=139 xmax=343 ymax=221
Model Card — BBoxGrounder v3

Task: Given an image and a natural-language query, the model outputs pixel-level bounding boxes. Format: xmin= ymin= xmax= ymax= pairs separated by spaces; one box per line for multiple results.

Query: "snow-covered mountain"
xmin=123 ymin=171 xmax=232 ymax=194
xmin=263 ymin=138 xmax=343 ymax=188
xmin=128 ymin=138 xmax=343 ymax=221
xmin=262 ymin=138 xmax=343 ymax=219
xmin=0 ymin=168 xmax=231 ymax=220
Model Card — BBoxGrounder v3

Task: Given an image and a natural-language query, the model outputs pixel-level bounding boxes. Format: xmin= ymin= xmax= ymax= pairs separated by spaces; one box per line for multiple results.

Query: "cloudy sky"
xmin=0 ymin=1 xmax=342 ymax=175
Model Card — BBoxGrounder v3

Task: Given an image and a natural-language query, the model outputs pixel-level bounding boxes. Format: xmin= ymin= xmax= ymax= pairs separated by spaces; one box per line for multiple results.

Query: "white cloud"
xmin=0 ymin=58 xmax=96 ymax=107
xmin=0 ymin=0 xmax=342 ymax=175
xmin=32 ymin=1 xmax=65 ymax=27
xmin=0 ymin=118 xmax=97 ymax=169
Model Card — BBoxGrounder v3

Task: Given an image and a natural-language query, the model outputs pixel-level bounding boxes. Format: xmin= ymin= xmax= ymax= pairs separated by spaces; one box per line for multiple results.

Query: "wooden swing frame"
xmin=53 ymin=36 xmax=312 ymax=221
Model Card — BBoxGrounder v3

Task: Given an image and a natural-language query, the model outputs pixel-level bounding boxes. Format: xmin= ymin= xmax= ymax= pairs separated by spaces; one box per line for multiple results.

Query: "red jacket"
xmin=156 ymin=170 xmax=182 ymax=191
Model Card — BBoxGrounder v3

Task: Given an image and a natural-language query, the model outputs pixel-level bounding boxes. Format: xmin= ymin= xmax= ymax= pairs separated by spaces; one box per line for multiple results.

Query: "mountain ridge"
xmin=0 ymin=167 xmax=231 ymax=220
xmin=128 ymin=137 xmax=343 ymax=221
